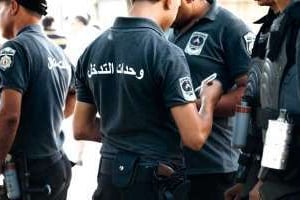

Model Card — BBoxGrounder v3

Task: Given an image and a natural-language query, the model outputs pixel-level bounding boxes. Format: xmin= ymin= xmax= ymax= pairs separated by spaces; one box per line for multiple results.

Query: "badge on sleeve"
xmin=185 ymin=32 xmax=208 ymax=56
xmin=0 ymin=47 xmax=16 ymax=70
xmin=243 ymin=32 xmax=255 ymax=55
xmin=179 ymin=77 xmax=196 ymax=101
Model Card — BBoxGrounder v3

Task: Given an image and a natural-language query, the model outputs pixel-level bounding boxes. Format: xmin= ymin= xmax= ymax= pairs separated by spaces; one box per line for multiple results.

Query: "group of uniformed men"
xmin=0 ymin=0 xmax=299 ymax=199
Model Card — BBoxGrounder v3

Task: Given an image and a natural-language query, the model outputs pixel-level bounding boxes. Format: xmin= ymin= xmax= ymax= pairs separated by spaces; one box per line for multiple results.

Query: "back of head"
xmin=0 ymin=0 xmax=48 ymax=39
xmin=42 ymin=16 xmax=54 ymax=30
xmin=15 ymin=0 xmax=48 ymax=16
xmin=130 ymin=0 xmax=181 ymax=30
xmin=75 ymin=15 xmax=89 ymax=26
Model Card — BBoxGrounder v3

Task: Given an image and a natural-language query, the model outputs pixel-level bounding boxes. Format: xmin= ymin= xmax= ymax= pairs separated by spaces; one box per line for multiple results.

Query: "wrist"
xmin=198 ymin=96 xmax=214 ymax=115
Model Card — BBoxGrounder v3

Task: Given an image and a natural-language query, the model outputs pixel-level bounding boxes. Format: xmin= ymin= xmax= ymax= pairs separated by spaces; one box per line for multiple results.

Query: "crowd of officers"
xmin=0 ymin=0 xmax=299 ymax=199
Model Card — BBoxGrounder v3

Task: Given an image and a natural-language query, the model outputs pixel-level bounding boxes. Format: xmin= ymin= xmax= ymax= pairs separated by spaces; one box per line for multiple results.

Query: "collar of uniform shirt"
xmin=203 ymin=0 xmax=219 ymax=21
xmin=113 ymin=17 xmax=164 ymax=37
xmin=254 ymin=8 xmax=279 ymax=25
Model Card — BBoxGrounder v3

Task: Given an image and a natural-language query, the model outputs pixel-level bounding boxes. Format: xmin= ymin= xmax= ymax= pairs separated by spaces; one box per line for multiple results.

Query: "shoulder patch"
xmin=185 ymin=32 xmax=208 ymax=56
xmin=243 ymin=32 xmax=256 ymax=55
xmin=179 ymin=76 xmax=196 ymax=101
xmin=0 ymin=47 xmax=16 ymax=70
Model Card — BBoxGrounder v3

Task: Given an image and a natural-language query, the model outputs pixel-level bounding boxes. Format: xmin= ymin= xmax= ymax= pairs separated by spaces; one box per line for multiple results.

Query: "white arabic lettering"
xmin=48 ymin=57 xmax=69 ymax=70
xmin=87 ymin=62 xmax=144 ymax=80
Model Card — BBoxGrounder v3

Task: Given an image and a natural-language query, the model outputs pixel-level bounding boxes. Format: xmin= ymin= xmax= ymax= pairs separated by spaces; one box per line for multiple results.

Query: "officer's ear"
xmin=9 ymin=0 xmax=19 ymax=16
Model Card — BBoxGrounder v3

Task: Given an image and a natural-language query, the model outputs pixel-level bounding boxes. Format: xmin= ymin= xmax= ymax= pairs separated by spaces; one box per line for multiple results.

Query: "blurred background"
xmin=47 ymin=0 xmax=268 ymax=35
xmin=0 ymin=0 xmax=269 ymax=199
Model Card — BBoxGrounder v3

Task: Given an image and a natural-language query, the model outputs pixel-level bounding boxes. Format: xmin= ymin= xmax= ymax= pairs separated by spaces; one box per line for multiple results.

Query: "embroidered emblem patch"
xmin=179 ymin=77 xmax=196 ymax=101
xmin=185 ymin=32 xmax=208 ymax=56
xmin=0 ymin=47 xmax=16 ymax=70
xmin=243 ymin=32 xmax=255 ymax=55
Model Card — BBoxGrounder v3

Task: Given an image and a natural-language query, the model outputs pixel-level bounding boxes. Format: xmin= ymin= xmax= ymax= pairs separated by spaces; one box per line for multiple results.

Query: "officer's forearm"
xmin=74 ymin=117 xmax=102 ymax=142
xmin=64 ymin=89 xmax=76 ymax=118
xmin=0 ymin=112 xmax=19 ymax=163
xmin=214 ymin=86 xmax=245 ymax=117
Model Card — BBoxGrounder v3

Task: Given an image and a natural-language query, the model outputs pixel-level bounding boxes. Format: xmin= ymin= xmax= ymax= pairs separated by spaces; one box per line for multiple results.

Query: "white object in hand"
xmin=194 ymin=73 xmax=217 ymax=93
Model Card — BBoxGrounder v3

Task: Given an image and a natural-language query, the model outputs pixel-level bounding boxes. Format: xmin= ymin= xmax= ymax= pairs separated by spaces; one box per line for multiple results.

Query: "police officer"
xmin=0 ymin=0 xmax=73 ymax=199
xmin=73 ymin=0 xmax=223 ymax=199
xmin=225 ymin=0 xmax=279 ymax=199
xmin=257 ymin=0 xmax=300 ymax=199
xmin=170 ymin=0 xmax=254 ymax=199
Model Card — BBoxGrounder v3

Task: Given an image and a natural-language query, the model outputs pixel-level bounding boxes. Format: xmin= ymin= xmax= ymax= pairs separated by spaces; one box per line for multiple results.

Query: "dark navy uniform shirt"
xmin=170 ymin=2 xmax=253 ymax=174
xmin=76 ymin=17 xmax=196 ymax=163
xmin=252 ymin=9 xmax=278 ymax=59
xmin=0 ymin=25 xmax=73 ymax=159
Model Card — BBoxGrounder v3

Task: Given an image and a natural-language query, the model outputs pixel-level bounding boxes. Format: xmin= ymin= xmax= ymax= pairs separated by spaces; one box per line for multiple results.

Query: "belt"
xmin=15 ymin=151 xmax=63 ymax=173
xmin=100 ymin=158 xmax=155 ymax=183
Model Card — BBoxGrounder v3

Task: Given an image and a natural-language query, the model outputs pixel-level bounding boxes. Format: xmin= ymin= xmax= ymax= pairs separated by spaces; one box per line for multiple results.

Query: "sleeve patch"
xmin=0 ymin=47 xmax=16 ymax=70
xmin=179 ymin=76 xmax=196 ymax=101
xmin=243 ymin=32 xmax=256 ymax=55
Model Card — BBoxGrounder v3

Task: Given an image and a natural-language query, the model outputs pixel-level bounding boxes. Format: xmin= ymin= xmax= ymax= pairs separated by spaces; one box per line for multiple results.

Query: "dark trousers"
xmin=92 ymin=174 xmax=157 ymax=200
xmin=18 ymin=153 xmax=72 ymax=200
xmin=188 ymin=172 xmax=236 ymax=200
xmin=92 ymin=158 xmax=157 ymax=200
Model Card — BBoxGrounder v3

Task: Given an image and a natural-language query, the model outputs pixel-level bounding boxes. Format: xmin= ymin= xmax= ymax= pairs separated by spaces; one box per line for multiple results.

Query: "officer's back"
xmin=8 ymin=25 xmax=72 ymax=158
xmin=78 ymin=18 xmax=187 ymax=161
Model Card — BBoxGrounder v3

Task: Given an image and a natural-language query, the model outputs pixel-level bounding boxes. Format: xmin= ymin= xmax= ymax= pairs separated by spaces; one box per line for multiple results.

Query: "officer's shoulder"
xmin=217 ymin=7 xmax=250 ymax=33
xmin=164 ymin=40 xmax=185 ymax=57
xmin=0 ymin=39 xmax=23 ymax=53
xmin=150 ymin=34 xmax=186 ymax=59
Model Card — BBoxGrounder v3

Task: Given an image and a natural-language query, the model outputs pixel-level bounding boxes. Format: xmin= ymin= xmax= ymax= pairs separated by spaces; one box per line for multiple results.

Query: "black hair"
xmin=75 ymin=15 xmax=89 ymax=26
xmin=42 ymin=16 xmax=54 ymax=29
xmin=16 ymin=0 xmax=47 ymax=16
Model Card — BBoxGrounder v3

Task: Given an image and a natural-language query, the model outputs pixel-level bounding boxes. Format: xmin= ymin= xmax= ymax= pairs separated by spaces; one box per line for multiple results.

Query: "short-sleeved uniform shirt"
xmin=76 ymin=17 xmax=196 ymax=163
xmin=0 ymin=25 xmax=73 ymax=159
xmin=170 ymin=2 xmax=253 ymax=174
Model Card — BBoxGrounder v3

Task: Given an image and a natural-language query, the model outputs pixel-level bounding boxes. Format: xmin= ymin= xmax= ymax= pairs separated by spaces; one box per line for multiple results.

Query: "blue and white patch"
xmin=243 ymin=32 xmax=255 ymax=55
xmin=0 ymin=47 xmax=16 ymax=70
xmin=185 ymin=32 xmax=208 ymax=56
xmin=179 ymin=76 xmax=196 ymax=101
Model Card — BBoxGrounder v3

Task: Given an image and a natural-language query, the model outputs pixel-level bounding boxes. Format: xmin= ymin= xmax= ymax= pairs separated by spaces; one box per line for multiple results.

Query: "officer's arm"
xmin=73 ymin=101 xmax=101 ymax=142
xmin=64 ymin=88 xmax=76 ymax=118
xmin=0 ymin=89 xmax=22 ymax=166
xmin=171 ymin=81 xmax=223 ymax=151
xmin=213 ymin=74 xmax=247 ymax=117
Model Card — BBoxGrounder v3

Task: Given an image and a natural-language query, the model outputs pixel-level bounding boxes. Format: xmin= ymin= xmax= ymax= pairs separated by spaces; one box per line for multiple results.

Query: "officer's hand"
xmin=249 ymin=181 xmax=262 ymax=200
xmin=224 ymin=183 xmax=244 ymax=200
xmin=199 ymin=80 xmax=223 ymax=106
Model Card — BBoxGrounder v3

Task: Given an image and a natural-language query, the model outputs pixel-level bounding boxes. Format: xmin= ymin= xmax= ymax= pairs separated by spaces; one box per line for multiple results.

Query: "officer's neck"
xmin=12 ymin=9 xmax=41 ymax=38
xmin=129 ymin=1 xmax=174 ymax=31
